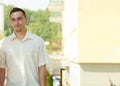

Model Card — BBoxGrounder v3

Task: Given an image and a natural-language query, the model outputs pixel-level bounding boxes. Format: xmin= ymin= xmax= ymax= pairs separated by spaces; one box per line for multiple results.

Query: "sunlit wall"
xmin=63 ymin=0 xmax=120 ymax=86
xmin=78 ymin=0 xmax=120 ymax=63
xmin=62 ymin=0 xmax=79 ymax=86
xmin=62 ymin=0 xmax=79 ymax=60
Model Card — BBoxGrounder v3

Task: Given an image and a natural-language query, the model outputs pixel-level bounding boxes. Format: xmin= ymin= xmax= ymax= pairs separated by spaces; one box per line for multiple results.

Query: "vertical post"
xmin=60 ymin=68 xmax=66 ymax=86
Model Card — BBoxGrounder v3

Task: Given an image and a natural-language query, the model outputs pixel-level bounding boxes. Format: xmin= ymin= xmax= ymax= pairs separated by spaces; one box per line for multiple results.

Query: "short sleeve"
xmin=38 ymin=38 xmax=53 ymax=74
xmin=38 ymin=40 xmax=49 ymax=67
xmin=0 ymin=41 xmax=6 ymax=68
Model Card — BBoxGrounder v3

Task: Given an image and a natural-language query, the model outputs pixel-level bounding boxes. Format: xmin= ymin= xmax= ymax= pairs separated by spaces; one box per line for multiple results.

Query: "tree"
xmin=4 ymin=5 xmax=13 ymax=36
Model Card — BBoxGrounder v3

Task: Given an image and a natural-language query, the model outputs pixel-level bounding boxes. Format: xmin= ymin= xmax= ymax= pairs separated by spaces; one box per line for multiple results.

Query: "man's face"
xmin=10 ymin=11 xmax=27 ymax=32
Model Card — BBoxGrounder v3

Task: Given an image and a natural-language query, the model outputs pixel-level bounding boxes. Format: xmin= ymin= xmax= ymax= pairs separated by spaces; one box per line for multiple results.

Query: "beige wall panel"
xmin=78 ymin=0 xmax=120 ymax=63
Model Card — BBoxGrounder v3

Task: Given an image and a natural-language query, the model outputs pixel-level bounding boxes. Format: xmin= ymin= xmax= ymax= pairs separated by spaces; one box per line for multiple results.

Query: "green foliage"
xmin=27 ymin=9 xmax=62 ymax=53
xmin=0 ymin=30 xmax=5 ymax=40
xmin=46 ymin=70 xmax=53 ymax=86
xmin=4 ymin=5 xmax=13 ymax=36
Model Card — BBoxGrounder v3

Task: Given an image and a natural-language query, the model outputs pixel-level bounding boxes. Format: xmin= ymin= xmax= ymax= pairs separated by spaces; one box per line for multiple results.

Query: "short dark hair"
xmin=9 ymin=7 xmax=26 ymax=17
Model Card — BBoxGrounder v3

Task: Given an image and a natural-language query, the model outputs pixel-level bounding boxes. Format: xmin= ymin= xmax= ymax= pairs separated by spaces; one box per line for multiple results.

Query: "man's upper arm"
xmin=0 ymin=68 xmax=5 ymax=76
xmin=38 ymin=65 xmax=46 ymax=86
xmin=38 ymin=39 xmax=49 ymax=67
xmin=0 ymin=68 xmax=6 ymax=86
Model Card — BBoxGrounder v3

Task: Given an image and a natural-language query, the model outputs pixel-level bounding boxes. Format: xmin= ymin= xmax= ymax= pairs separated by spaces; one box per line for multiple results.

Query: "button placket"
xmin=19 ymin=41 xmax=26 ymax=85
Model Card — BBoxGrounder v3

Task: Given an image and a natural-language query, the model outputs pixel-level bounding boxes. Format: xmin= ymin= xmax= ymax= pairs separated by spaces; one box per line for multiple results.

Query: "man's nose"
xmin=14 ymin=20 xmax=19 ymax=24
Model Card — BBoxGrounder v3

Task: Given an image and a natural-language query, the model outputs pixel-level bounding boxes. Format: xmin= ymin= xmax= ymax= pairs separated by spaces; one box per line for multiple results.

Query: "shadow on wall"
xmin=80 ymin=63 xmax=120 ymax=72
xmin=80 ymin=63 xmax=120 ymax=86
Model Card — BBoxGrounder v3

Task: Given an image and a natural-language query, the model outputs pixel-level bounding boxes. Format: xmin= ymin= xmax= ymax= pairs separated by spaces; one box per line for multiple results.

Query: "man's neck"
xmin=14 ymin=29 xmax=27 ymax=41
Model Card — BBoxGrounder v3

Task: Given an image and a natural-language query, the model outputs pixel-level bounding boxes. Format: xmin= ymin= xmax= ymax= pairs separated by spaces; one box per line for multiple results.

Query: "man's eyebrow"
xmin=10 ymin=16 xmax=23 ymax=19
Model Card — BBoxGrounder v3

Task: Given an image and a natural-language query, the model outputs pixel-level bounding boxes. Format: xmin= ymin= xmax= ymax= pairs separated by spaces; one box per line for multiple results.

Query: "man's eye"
xmin=18 ymin=17 xmax=22 ymax=20
xmin=11 ymin=19 xmax=15 ymax=22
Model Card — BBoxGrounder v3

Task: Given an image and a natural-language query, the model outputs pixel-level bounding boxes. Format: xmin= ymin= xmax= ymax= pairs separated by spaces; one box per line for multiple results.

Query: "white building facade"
xmin=63 ymin=0 xmax=120 ymax=86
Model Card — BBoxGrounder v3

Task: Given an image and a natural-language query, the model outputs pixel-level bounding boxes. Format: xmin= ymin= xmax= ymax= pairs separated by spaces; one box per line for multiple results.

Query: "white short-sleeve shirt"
xmin=0 ymin=31 xmax=49 ymax=86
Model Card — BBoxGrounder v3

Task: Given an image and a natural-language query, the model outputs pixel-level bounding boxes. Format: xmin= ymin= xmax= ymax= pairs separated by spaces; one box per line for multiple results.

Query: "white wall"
xmin=63 ymin=0 xmax=120 ymax=86
xmin=82 ymin=64 xmax=120 ymax=86
xmin=69 ymin=63 xmax=120 ymax=86
xmin=78 ymin=0 xmax=120 ymax=63
xmin=62 ymin=0 xmax=79 ymax=60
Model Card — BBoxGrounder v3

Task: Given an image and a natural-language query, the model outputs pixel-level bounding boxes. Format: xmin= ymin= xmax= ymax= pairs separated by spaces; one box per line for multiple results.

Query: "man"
xmin=0 ymin=7 xmax=49 ymax=86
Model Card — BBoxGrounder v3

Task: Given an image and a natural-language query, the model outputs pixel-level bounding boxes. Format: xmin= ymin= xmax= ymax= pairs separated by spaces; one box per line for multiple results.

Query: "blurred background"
xmin=1 ymin=0 xmax=120 ymax=86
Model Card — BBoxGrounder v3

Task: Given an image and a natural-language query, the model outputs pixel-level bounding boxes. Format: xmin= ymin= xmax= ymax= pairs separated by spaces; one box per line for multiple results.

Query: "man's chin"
xmin=14 ymin=29 xmax=21 ymax=32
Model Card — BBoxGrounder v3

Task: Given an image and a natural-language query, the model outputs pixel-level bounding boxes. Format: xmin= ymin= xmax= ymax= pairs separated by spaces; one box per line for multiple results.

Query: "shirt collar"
xmin=11 ymin=31 xmax=34 ymax=41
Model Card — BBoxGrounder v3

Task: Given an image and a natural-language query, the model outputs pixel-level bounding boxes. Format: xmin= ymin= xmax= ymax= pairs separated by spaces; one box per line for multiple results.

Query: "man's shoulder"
xmin=0 ymin=34 xmax=12 ymax=43
xmin=29 ymin=33 xmax=44 ymax=43
xmin=0 ymin=34 xmax=12 ymax=47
